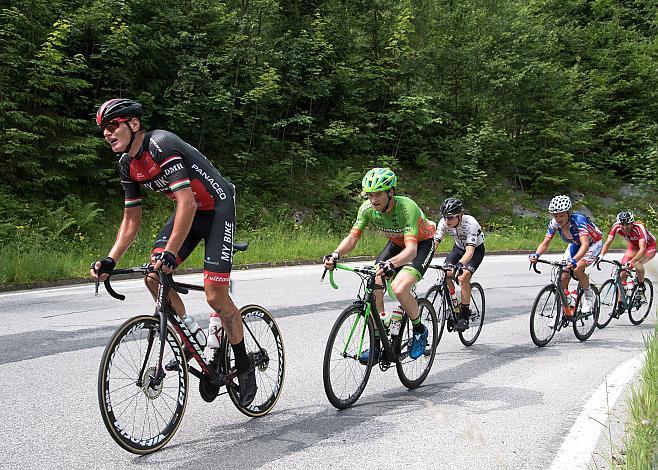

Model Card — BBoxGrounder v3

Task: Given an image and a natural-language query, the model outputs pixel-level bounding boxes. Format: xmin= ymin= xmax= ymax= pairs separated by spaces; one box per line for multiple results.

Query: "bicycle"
xmin=529 ymin=259 xmax=600 ymax=347
xmin=596 ymin=259 xmax=654 ymax=328
xmin=321 ymin=263 xmax=438 ymax=409
xmin=424 ymin=264 xmax=486 ymax=347
xmin=96 ymin=243 xmax=285 ymax=454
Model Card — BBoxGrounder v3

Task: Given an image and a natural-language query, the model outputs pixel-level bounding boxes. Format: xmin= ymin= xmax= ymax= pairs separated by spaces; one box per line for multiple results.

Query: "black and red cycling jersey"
xmin=119 ymin=130 xmax=233 ymax=210
xmin=117 ymin=130 xmax=236 ymax=286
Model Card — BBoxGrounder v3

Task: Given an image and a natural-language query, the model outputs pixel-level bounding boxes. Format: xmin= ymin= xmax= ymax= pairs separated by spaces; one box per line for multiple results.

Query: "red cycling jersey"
xmin=608 ymin=222 xmax=656 ymax=250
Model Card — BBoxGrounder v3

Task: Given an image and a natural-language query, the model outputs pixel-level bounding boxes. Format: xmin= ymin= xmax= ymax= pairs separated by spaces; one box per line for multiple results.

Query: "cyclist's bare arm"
xmin=600 ymin=234 xmax=615 ymax=258
xmin=324 ymin=234 xmax=359 ymax=269
xmin=109 ymin=206 xmax=143 ymax=260
xmin=91 ymin=206 xmax=142 ymax=280
xmin=631 ymin=238 xmax=647 ymax=264
xmin=534 ymin=235 xmax=552 ymax=257
xmin=388 ymin=242 xmax=417 ymax=269
xmin=153 ymin=188 xmax=197 ymax=272
xmin=573 ymin=235 xmax=590 ymax=261
xmin=459 ymin=245 xmax=476 ymax=265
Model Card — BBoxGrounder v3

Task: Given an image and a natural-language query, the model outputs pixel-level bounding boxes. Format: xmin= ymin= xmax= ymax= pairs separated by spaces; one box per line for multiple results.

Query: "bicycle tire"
xmin=573 ymin=285 xmax=599 ymax=341
xmin=223 ymin=305 xmax=285 ymax=417
xmin=458 ymin=282 xmax=486 ymax=346
xmin=395 ymin=298 xmax=438 ymax=389
xmin=530 ymin=285 xmax=560 ymax=347
xmin=628 ymin=279 xmax=654 ymax=325
xmin=98 ymin=315 xmax=188 ymax=454
xmin=596 ymin=279 xmax=618 ymax=329
xmin=323 ymin=303 xmax=375 ymax=409
xmin=425 ymin=285 xmax=447 ymax=346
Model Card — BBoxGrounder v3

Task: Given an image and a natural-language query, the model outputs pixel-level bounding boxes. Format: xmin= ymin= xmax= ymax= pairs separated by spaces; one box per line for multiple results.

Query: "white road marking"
xmin=548 ymin=352 xmax=646 ymax=470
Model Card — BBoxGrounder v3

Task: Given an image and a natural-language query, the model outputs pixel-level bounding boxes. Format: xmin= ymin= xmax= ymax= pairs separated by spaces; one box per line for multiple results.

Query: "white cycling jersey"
xmin=434 ymin=215 xmax=485 ymax=249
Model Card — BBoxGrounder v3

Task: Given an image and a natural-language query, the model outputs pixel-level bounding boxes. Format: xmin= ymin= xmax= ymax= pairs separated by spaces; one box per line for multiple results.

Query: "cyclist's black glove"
xmin=90 ymin=256 xmax=115 ymax=274
xmin=378 ymin=260 xmax=396 ymax=278
xmin=154 ymin=251 xmax=178 ymax=270
xmin=454 ymin=262 xmax=464 ymax=276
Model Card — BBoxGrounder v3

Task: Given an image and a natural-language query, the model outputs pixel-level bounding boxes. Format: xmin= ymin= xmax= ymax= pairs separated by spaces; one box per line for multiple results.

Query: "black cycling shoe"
xmin=455 ymin=308 xmax=470 ymax=332
xmin=165 ymin=345 xmax=191 ymax=371
xmin=237 ymin=356 xmax=257 ymax=407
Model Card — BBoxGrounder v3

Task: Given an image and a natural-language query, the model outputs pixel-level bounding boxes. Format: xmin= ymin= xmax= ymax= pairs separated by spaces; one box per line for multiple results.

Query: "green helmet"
xmin=362 ymin=168 xmax=397 ymax=193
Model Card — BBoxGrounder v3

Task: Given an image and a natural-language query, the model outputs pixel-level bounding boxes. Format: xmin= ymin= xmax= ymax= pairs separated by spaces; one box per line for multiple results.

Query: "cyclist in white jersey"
xmin=433 ymin=197 xmax=485 ymax=331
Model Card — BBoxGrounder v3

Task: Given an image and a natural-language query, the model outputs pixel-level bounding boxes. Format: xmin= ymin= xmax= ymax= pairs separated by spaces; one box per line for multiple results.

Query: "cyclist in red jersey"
xmin=89 ymin=99 xmax=256 ymax=406
xmin=599 ymin=211 xmax=656 ymax=301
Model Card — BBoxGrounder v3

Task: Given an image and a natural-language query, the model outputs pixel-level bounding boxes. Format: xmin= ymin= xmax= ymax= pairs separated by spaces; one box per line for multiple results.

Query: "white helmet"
xmin=548 ymin=195 xmax=572 ymax=213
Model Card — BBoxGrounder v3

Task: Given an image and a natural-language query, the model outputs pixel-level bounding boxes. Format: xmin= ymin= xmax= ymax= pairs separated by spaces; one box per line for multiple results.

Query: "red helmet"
xmin=96 ymin=98 xmax=143 ymax=127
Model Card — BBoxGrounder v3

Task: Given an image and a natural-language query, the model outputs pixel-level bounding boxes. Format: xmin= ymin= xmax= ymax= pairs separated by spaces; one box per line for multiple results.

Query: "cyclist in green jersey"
xmin=323 ymin=168 xmax=437 ymax=363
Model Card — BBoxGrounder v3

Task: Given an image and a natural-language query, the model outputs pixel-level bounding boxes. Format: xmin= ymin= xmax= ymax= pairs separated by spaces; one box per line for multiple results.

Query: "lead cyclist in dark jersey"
xmin=89 ymin=98 xmax=256 ymax=406
xmin=323 ymin=168 xmax=437 ymax=363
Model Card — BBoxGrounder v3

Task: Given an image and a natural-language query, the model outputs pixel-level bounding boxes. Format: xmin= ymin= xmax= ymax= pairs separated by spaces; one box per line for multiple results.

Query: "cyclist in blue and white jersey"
xmin=529 ymin=195 xmax=603 ymax=316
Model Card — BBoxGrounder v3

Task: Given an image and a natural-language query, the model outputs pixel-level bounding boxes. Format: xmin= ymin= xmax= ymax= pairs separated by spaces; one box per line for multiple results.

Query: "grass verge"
xmin=620 ymin=322 xmax=658 ymax=469
xmin=0 ymin=224 xmax=627 ymax=287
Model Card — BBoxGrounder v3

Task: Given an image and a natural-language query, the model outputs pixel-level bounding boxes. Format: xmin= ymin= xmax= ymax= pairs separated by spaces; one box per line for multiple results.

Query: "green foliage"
xmin=2 ymin=0 xmax=658 ymax=274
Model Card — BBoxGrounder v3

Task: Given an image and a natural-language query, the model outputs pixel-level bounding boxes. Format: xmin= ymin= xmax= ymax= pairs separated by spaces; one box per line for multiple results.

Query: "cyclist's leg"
xmin=457 ymin=244 xmax=485 ymax=306
xmin=203 ymin=192 xmax=256 ymax=406
xmin=634 ymin=246 xmax=654 ymax=283
xmin=375 ymin=241 xmax=403 ymax=315
xmin=396 ymin=239 xmax=434 ymax=358
xmin=146 ymin=212 xmax=204 ymax=316
xmin=394 ymin=238 xmax=435 ymax=321
xmin=620 ymin=248 xmax=635 ymax=282
xmin=443 ymin=244 xmax=464 ymax=301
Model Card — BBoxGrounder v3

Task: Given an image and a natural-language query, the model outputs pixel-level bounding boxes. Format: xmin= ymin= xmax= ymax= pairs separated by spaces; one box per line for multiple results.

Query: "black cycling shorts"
xmin=153 ymin=190 xmax=236 ymax=286
xmin=443 ymin=243 xmax=485 ymax=273
xmin=375 ymin=238 xmax=435 ymax=281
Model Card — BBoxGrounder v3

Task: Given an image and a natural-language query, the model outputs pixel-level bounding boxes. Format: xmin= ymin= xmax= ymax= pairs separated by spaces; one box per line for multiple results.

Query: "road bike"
xmin=596 ymin=259 xmax=654 ymax=328
xmin=96 ymin=243 xmax=285 ymax=454
xmin=424 ymin=264 xmax=485 ymax=347
xmin=321 ymin=264 xmax=438 ymax=409
xmin=529 ymin=259 xmax=599 ymax=347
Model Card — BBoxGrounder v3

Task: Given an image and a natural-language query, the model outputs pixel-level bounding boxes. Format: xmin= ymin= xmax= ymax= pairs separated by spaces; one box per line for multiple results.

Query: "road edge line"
xmin=548 ymin=352 xmax=647 ymax=470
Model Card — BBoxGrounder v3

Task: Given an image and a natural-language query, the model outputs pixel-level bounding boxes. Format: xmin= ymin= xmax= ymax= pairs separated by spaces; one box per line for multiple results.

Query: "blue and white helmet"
xmin=548 ymin=195 xmax=572 ymax=213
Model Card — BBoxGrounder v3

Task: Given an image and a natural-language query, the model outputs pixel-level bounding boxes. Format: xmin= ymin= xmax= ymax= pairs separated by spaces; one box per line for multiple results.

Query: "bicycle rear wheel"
xmin=425 ymin=285 xmax=447 ymax=346
xmin=530 ymin=285 xmax=560 ymax=347
xmin=395 ymin=298 xmax=438 ymax=389
xmin=573 ymin=286 xmax=599 ymax=341
xmin=596 ymin=279 xmax=618 ymax=329
xmin=98 ymin=315 xmax=187 ymax=454
xmin=323 ymin=303 xmax=375 ymax=409
xmin=628 ymin=279 xmax=654 ymax=325
xmin=458 ymin=282 xmax=485 ymax=346
xmin=223 ymin=305 xmax=285 ymax=417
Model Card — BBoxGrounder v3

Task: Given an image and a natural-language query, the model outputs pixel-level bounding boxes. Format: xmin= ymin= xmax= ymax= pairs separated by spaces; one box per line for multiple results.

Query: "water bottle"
xmin=183 ymin=315 xmax=207 ymax=348
xmin=563 ymin=289 xmax=575 ymax=313
xmin=449 ymin=286 xmax=460 ymax=314
xmin=626 ymin=278 xmax=635 ymax=294
xmin=379 ymin=310 xmax=392 ymax=330
xmin=389 ymin=308 xmax=403 ymax=336
xmin=570 ymin=290 xmax=578 ymax=306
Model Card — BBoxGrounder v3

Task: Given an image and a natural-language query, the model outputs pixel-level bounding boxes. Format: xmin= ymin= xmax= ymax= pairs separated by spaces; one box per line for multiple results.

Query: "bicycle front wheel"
xmin=98 ymin=315 xmax=188 ymax=454
xmin=530 ymin=285 xmax=560 ymax=347
xmin=224 ymin=305 xmax=285 ymax=417
xmin=425 ymin=285 xmax=447 ymax=346
xmin=573 ymin=285 xmax=599 ymax=341
xmin=597 ymin=279 xmax=618 ymax=329
xmin=395 ymin=298 xmax=438 ymax=389
xmin=323 ymin=303 xmax=375 ymax=409
xmin=459 ymin=282 xmax=486 ymax=346
xmin=628 ymin=279 xmax=654 ymax=325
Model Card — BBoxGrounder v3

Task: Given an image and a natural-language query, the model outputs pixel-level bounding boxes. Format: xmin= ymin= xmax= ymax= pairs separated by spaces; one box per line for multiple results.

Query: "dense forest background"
xmin=1 ymin=0 xmax=657 ymax=282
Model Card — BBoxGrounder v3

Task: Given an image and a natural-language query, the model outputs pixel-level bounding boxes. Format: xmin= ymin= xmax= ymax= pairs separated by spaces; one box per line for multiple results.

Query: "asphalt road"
xmin=0 ymin=254 xmax=654 ymax=469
